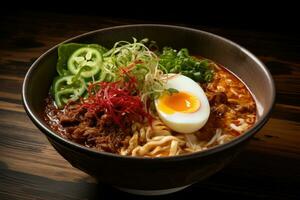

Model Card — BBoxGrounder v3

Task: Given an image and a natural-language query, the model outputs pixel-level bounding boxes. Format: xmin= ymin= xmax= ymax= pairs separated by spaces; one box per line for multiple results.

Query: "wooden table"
xmin=1 ymin=11 xmax=299 ymax=199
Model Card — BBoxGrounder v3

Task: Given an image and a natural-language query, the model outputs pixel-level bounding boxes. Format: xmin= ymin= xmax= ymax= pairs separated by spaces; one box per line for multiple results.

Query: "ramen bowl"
xmin=22 ymin=25 xmax=275 ymax=195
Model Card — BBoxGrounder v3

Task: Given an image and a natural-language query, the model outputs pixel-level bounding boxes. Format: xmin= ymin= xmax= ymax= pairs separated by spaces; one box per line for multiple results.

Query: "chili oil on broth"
xmin=44 ymin=59 xmax=257 ymax=158
xmin=199 ymin=62 xmax=257 ymax=145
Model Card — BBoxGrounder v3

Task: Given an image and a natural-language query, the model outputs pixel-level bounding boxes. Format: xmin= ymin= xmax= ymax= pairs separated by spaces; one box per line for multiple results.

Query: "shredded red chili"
xmin=80 ymin=76 xmax=152 ymax=131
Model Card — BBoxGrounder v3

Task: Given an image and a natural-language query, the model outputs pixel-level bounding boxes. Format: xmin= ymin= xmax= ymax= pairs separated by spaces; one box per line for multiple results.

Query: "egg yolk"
xmin=157 ymin=91 xmax=200 ymax=114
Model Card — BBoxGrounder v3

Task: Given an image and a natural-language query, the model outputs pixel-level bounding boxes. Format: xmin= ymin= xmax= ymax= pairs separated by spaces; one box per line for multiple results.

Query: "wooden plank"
xmin=0 ymin=75 xmax=24 ymax=81
xmin=0 ymin=168 xmax=97 ymax=200
xmin=0 ymin=101 xmax=24 ymax=113
xmin=0 ymin=91 xmax=21 ymax=100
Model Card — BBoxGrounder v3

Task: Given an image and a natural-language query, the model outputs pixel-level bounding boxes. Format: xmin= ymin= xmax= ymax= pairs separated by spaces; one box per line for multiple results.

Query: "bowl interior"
xmin=24 ymin=25 xmax=274 ymax=149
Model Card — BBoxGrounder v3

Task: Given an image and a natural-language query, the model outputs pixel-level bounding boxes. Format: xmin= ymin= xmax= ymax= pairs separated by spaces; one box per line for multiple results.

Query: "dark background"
xmin=1 ymin=2 xmax=300 ymax=200
xmin=3 ymin=1 xmax=299 ymax=33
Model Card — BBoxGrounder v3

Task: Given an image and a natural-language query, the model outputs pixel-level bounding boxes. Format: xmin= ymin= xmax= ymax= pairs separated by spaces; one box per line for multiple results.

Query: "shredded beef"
xmin=212 ymin=104 xmax=228 ymax=117
xmin=235 ymin=102 xmax=256 ymax=113
xmin=209 ymin=92 xmax=228 ymax=106
xmin=195 ymin=114 xmax=220 ymax=141
xmin=45 ymin=99 xmax=130 ymax=153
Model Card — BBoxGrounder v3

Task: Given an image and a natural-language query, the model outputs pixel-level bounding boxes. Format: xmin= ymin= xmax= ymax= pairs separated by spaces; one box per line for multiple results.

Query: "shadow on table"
xmin=0 ymin=162 xmax=227 ymax=199
xmin=0 ymin=160 xmax=193 ymax=199
xmin=1 ymin=160 xmax=299 ymax=199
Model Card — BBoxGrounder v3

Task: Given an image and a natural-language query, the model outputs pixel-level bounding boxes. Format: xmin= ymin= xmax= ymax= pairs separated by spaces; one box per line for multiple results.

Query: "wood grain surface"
xmin=0 ymin=11 xmax=299 ymax=199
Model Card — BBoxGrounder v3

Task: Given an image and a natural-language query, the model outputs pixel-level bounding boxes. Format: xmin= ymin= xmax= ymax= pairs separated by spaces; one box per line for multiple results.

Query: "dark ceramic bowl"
xmin=22 ymin=25 xmax=275 ymax=195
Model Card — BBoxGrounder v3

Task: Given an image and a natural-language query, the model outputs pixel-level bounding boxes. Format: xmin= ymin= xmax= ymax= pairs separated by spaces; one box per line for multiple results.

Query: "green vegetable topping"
xmin=56 ymin=43 xmax=107 ymax=76
xmin=52 ymin=75 xmax=86 ymax=108
xmin=166 ymin=88 xmax=179 ymax=95
xmin=51 ymin=39 xmax=215 ymax=108
xmin=67 ymin=47 xmax=102 ymax=78
xmin=158 ymin=47 xmax=214 ymax=83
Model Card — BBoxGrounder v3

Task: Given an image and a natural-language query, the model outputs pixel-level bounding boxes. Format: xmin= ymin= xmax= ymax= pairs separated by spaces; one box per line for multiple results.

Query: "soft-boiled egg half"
xmin=155 ymin=74 xmax=210 ymax=133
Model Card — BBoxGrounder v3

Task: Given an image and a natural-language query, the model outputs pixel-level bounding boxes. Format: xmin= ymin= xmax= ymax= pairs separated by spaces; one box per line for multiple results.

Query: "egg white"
xmin=155 ymin=74 xmax=210 ymax=133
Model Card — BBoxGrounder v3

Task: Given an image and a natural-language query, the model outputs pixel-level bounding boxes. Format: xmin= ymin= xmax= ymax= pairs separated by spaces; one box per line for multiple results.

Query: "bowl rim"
xmin=22 ymin=24 xmax=276 ymax=162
